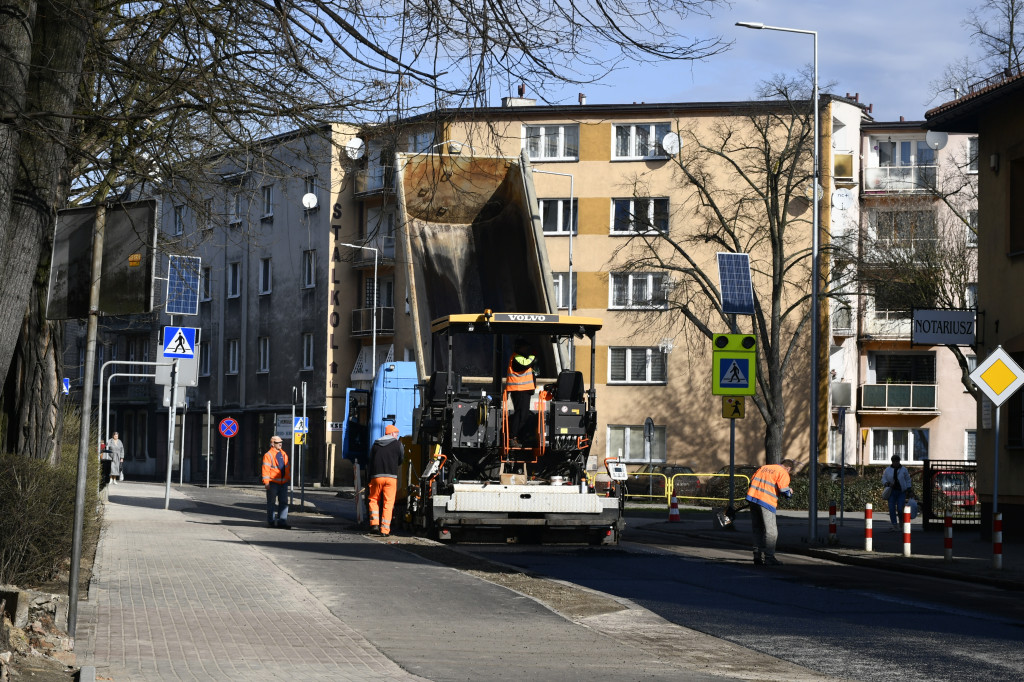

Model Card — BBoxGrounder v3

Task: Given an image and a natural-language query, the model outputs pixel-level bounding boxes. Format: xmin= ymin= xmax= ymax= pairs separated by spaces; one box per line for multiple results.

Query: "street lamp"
xmin=339 ymin=242 xmax=379 ymax=383
xmin=737 ymin=20 xmax=821 ymax=541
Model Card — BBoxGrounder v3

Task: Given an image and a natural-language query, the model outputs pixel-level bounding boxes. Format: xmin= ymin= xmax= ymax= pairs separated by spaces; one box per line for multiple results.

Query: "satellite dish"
xmin=831 ymin=188 xmax=854 ymax=211
xmin=345 ymin=137 xmax=365 ymax=160
xmin=301 ymin=193 xmax=318 ymax=209
xmin=661 ymin=132 xmax=681 ymax=155
xmin=925 ymin=130 xmax=948 ymax=151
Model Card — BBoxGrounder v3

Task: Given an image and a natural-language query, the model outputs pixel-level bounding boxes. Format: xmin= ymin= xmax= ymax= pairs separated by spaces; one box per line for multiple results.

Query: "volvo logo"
xmin=494 ymin=313 xmax=555 ymax=322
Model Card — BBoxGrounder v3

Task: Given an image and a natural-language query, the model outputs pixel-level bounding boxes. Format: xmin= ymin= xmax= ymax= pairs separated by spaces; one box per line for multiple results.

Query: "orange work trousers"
xmin=368 ymin=476 xmax=398 ymax=535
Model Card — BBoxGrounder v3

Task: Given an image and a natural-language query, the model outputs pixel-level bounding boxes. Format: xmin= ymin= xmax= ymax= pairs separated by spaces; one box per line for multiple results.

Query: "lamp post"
xmin=737 ymin=20 xmax=821 ymax=541
xmin=340 ymin=242 xmax=379 ymax=382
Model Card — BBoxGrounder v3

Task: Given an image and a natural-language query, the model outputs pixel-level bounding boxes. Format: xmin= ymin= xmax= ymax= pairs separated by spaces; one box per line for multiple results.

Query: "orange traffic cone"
xmin=668 ymin=496 xmax=680 ymax=522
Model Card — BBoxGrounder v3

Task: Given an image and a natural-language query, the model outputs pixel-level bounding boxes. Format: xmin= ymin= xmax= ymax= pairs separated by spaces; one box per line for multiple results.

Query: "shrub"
xmin=0 ymin=408 xmax=100 ymax=586
xmin=782 ymin=473 xmax=894 ymax=512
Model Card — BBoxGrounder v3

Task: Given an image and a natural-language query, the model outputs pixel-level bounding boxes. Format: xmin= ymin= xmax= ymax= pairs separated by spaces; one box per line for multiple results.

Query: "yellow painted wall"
xmin=580 ymin=122 xmax=609 ymax=162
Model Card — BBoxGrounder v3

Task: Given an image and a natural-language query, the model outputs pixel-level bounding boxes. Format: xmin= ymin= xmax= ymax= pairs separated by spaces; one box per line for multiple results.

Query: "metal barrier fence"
xmin=586 ymin=471 xmax=751 ymax=506
xmin=921 ymin=459 xmax=980 ymax=529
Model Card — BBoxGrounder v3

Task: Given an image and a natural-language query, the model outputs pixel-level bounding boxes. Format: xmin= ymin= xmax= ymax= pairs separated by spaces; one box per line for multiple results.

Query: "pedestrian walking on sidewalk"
xmin=368 ymin=424 xmax=403 ymax=536
xmin=882 ymin=455 xmax=913 ymax=532
xmin=745 ymin=459 xmax=795 ymax=566
xmin=107 ymin=432 xmax=125 ymax=486
xmin=262 ymin=437 xmax=291 ymax=529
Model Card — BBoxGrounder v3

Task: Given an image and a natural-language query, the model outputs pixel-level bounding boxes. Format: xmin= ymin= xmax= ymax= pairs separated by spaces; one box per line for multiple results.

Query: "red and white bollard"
xmin=944 ymin=511 xmax=953 ymax=562
xmin=902 ymin=505 xmax=912 ymax=557
xmin=668 ymin=496 xmax=680 ymax=522
xmin=829 ymin=503 xmax=837 ymax=544
xmin=865 ymin=503 xmax=873 ymax=552
xmin=993 ymin=513 xmax=1003 ymax=570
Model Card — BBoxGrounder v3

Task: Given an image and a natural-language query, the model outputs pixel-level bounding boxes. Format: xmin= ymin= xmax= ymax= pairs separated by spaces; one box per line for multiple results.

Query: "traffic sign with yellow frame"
xmin=712 ymin=333 xmax=756 ymax=396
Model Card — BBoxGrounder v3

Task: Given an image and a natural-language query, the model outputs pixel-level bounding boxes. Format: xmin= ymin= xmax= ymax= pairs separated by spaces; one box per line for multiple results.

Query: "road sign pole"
xmin=993 ymin=404 xmax=1000 ymax=517
xmin=728 ymin=418 xmax=736 ymax=508
xmin=290 ymin=400 xmax=296 ymax=508
xmin=179 ymin=399 xmax=187 ymax=486
xmin=301 ymin=381 xmax=307 ymax=509
xmin=206 ymin=401 xmax=211 ymax=490
xmin=164 ymin=360 xmax=178 ymax=510
xmin=224 ymin=437 xmax=230 ymax=486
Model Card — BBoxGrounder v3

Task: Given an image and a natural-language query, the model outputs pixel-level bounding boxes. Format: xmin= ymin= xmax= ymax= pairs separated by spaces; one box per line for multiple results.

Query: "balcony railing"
xmin=861 ymin=310 xmax=912 ymax=338
xmin=863 ymin=165 xmax=938 ymax=193
xmin=861 ymin=383 xmax=937 ymax=411
xmin=351 ymin=307 xmax=395 ymax=336
xmin=353 ymin=166 xmax=395 ymax=196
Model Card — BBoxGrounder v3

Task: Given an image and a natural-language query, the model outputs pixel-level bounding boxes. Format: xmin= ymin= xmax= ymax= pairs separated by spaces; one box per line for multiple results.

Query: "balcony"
xmin=863 ymin=165 xmax=937 ymax=194
xmin=351 ymin=307 xmax=395 ymax=337
xmin=861 ymin=310 xmax=912 ymax=339
xmin=831 ymin=306 xmax=854 ymax=337
xmin=860 ymin=383 xmax=938 ymax=413
xmin=353 ymin=166 xmax=395 ymax=197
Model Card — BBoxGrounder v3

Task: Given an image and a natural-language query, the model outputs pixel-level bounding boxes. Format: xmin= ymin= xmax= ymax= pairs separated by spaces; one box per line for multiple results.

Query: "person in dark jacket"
xmin=368 ymin=424 xmax=404 ymax=536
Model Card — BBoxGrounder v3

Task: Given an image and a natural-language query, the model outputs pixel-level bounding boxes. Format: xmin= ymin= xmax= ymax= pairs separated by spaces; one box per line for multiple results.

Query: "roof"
xmin=925 ymin=68 xmax=1024 ymax=132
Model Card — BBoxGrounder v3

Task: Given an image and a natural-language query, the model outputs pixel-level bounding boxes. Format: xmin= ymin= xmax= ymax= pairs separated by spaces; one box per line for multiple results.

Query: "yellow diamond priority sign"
xmin=970 ymin=346 xmax=1024 ymax=407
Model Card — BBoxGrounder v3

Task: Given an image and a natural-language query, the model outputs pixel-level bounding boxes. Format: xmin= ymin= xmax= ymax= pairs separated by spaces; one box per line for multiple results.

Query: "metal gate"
xmin=921 ymin=460 xmax=980 ymax=529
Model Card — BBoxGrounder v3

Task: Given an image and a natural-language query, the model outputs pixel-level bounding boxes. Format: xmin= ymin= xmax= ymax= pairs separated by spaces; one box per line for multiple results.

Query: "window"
xmin=524 ymin=124 xmax=579 ymax=161
xmin=303 ymin=250 xmax=316 ymax=288
xmin=201 ymin=198 xmax=213 ymax=230
xmin=606 ymin=424 xmax=666 ymax=463
xmin=870 ymin=210 xmax=937 ymax=249
xmin=258 ymin=336 xmax=270 ymax=373
xmin=258 ymin=257 xmax=272 ymax=294
xmin=173 ymin=205 xmax=184 ymax=235
xmin=965 ymin=430 xmax=977 ymax=461
xmin=261 ymin=185 xmax=274 ymax=218
xmin=967 ymin=209 xmax=978 ymax=246
xmin=609 ymin=347 xmax=667 ymax=384
xmin=870 ymin=428 xmax=929 ymax=463
xmin=967 ymin=354 xmax=978 ymax=372
xmin=226 ymin=339 xmax=239 ymax=374
xmin=613 ymin=122 xmax=671 ymax=159
xmin=968 ymin=137 xmax=978 ymax=173
xmin=409 ymin=131 xmax=435 ymax=153
xmin=199 ymin=341 xmax=210 ymax=376
xmin=303 ymin=175 xmax=319 ymax=209
xmin=302 ymin=333 xmax=314 ymax=370
xmin=229 ymin=194 xmax=242 ymax=225
xmin=609 ymin=272 xmax=668 ymax=309
xmin=200 ymin=267 xmax=212 ymax=301
xmin=966 ymin=283 xmax=978 ymax=310
xmin=538 ymin=198 xmax=577 ymax=234
xmin=552 ymin=271 xmax=577 ymax=310
xmin=871 ymin=352 xmax=936 ymax=384
xmin=227 ymin=262 xmax=240 ymax=298
xmin=612 ymin=197 xmax=669 ymax=234
xmin=364 ymin=276 xmax=394 ymax=308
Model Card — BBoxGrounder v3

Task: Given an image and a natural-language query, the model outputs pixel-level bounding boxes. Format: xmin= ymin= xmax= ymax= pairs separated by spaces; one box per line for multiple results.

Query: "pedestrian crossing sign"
xmin=712 ymin=333 xmax=756 ymax=396
xmin=163 ymin=326 xmax=197 ymax=359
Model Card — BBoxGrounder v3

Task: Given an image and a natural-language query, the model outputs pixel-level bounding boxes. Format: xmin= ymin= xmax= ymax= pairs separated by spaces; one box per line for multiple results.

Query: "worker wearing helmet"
xmin=368 ymin=424 xmax=403 ymax=536
xmin=745 ymin=459 xmax=795 ymax=566
xmin=506 ymin=340 xmax=536 ymax=447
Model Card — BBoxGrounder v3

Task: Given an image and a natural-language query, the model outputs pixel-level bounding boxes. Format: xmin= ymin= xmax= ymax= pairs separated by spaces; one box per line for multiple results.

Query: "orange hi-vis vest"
xmin=506 ymin=355 xmax=535 ymax=392
xmin=745 ymin=464 xmax=791 ymax=513
xmin=262 ymin=449 xmax=290 ymax=485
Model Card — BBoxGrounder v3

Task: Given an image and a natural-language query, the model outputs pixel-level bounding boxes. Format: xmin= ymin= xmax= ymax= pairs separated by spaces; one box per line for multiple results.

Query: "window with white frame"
xmin=967 ymin=209 xmax=978 ymax=246
xmin=968 ymin=137 xmax=979 ymax=173
xmin=613 ymin=122 xmax=671 ymax=159
xmin=173 ymin=205 xmax=184 ymax=235
xmin=870 ymin=352 xmax=936 ymax=384
xmin=229 ymin=194 xmax=242 ymax=225
xmin=199 ymin=341 xmax=210 ymax=376
xmin=302 ymin=333 xmax=314 ymax=370
xmin=612 ymin=197 xmax=669 ymax=234
xmin=226 ymin=338 xmax=239 ymax=374
xmin=609 ymin=272 xmax=668 ymax=309
xmin=869 ymin=209 xmax=937 ymax=250
xmin=524 ymin=124 xmax=579 ymax=161
xmin=609 ymin=347 xmax=667 ymax=384
xmin=261 ymin=184 xmax=274 ymax=218
xmin=606 ymin=424 xmax=666 ymax=463
xmin=227 ymin=262 xmax=240 ymax=298
xmin=966 ymin=282 xmax=978 ymax=310
xmin=538 ymin=198 xmax=577 ymax=234
xmin=303 ymin=174 xmax=318 ymax=208
xmin=302 ymin=250 xmax=316 ymax=288
xmin=201 ymin=267 xmax=212 ymax=301
xmin=967 ymin=354 xmax=978 ymax=372
xmin=258 ymin=336 xmax=270 ymax=373
xmin=552 ymin=271 xmax=577 ymax=310
xmin=870 ymin=428 xmax=929 ymax=463
xmin=258 ymin=257 xmax=272 ymax=294
xmin=965 ymin=429 xmax=977 ymax=460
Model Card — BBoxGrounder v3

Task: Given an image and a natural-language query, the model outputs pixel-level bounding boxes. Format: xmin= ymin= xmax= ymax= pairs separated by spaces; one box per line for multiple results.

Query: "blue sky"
xmin=536 ymin=0 xmax=977 ymax=122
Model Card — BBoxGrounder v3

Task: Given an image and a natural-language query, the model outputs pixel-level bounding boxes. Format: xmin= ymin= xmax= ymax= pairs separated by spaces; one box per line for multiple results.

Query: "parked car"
xmin=702 ymin=465 xmax=760 ymax=503
xmin=818 ymin=464 xmax=859 ymax=481
xmin=621 ymin=464 xmax=701 ymax=500
xmin=911 ymin=469 xmax=978 ymax=510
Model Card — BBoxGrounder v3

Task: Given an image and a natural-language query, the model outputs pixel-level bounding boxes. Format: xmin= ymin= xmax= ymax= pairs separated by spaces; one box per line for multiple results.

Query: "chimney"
xmin=900 ymin=115 xmax=905 ymax=122
xmin=518 ymin=83 xmax=525 ymax=97
xmin=855 ymin=92 xmax=859 ymax=102
xmin=578 ymin=92 xmax=586 ymax=105
xmin=868 ymin=103 xmax=873 ymax=113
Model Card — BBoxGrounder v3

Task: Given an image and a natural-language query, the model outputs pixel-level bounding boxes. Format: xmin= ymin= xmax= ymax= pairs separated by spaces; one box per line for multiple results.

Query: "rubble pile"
xmin=0 ymin=587 xmax=77 ymax=679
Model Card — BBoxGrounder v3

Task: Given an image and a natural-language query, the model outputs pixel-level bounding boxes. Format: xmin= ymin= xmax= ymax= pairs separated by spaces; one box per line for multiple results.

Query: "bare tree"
xmin=0 ymin=0 xmax=731 ymax=456
xmin=931 ymin=0 xmax=1024 ymax=103
xmin=608 ymin=77 xmax=818 ymax=464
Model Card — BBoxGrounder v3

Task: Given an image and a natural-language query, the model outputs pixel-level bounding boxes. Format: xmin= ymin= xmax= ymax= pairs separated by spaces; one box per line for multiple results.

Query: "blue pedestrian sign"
xmin=293 ymin=417 xmax=308 ymax=433
xmin=711 ymin=333 xmax=756 ymax=396
xmin=62 ymin=378 xmax=70 ymax=395
xmin=163 ymin=326 xmax=197 ymax=359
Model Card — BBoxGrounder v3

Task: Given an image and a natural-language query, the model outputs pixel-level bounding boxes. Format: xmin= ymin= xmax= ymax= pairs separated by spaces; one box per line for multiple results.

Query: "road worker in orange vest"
xmin=506 ymin=340 xmax=536 ymax=447
xmin=368 ymin=424 xmax=403 ymax=537
xmin=262 ymin=436 xmax=291 ymax=529
xmin=745 ymin=459 xmax=795 ymax=566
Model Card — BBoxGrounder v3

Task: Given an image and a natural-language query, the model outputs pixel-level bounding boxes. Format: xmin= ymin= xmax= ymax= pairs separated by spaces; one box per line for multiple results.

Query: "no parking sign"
xmin=219 ymin=417 xmax=238 ymax=438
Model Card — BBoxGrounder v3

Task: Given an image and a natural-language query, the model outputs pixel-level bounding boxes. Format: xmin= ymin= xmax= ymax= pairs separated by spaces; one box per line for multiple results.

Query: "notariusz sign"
xmin=912 ymin=309 xmax=975 ymax=346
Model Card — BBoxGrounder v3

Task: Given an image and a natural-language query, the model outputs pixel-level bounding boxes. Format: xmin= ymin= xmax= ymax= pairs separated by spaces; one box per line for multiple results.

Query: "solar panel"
xmin=165 ymin=255 xmax=201 ymax=316
xmin=717 ymin=252 xmax=755 ymax=316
